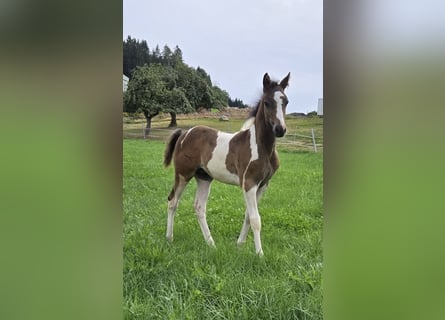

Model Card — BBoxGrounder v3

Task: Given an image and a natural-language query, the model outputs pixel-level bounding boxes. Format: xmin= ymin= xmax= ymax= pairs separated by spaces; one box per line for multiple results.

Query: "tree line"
xmin=123 ymin=36 xmax=248 ymax=134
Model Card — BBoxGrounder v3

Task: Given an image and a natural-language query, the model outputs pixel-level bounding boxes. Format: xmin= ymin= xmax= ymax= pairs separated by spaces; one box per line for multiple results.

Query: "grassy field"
xmin=123 ymin=138 xmax=323 ymax=319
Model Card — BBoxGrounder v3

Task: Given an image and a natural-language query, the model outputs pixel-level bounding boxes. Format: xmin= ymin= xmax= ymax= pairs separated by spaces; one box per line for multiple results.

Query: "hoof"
xmin=256 ymin=249 xmax=264 ymax=257
xmin=236 ymin=240 xmax=246 ymax=247
xmin=207 ymin=237 xmax=216 ymax=247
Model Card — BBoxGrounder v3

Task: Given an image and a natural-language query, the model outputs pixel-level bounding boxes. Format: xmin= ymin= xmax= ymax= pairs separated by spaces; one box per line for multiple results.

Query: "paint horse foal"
xmin=164 ymin=72 xmax=290 ymax=256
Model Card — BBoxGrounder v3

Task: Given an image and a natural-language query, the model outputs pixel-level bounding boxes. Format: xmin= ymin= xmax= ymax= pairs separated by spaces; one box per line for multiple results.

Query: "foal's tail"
xmin=164 ymin=129 xmax=182 ymax=167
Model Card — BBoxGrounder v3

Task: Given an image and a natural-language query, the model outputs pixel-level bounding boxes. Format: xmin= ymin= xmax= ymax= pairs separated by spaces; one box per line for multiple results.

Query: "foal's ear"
xmin=263 ymin=73 xmax=271 ymax=91
xmin=279 ymin=72 xmax=291 ymax=89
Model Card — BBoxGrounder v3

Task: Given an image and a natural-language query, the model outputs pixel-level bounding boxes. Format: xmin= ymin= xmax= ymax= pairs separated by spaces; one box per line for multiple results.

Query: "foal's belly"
xmin=206 ymin=165 xmax=240 ymax=185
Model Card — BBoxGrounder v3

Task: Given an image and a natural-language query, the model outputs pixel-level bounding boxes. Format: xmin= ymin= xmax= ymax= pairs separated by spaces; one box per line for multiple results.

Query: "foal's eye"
xmin=264 ymin=101 xmax=271 ymax=108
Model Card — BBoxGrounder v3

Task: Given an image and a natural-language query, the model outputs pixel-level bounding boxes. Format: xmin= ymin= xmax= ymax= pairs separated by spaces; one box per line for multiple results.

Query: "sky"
xmin=123 ymin=0 xmax=323 ymax=114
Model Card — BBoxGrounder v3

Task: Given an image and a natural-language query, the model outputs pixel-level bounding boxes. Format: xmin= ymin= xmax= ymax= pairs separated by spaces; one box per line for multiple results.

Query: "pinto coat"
xmin=164 ymin=72 xmax=290 ymax=255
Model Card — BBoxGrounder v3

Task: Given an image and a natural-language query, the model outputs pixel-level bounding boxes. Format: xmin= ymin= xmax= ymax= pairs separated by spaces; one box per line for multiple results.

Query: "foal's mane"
xmin=248 ymin=79 xmax=280 ymax=118
xmin=241 ymin=78 xmax=282 ymax=131
xmin=248 ymin=100 xmax=261 ymax=118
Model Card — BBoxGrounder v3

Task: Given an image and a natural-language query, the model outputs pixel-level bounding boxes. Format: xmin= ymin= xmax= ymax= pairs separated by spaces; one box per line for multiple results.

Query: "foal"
xmin=164 ymin=72 xmax=290 ymax=256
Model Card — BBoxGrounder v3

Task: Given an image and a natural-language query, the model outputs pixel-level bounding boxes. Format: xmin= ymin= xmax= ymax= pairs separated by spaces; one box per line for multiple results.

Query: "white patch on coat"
xmin=180 ymin=127 xmax=194 ymax=147
xmin=249 ymin=125 xmax=258 ymax=161
xmin=273 ymin=91 xmax=286 ymax=129
xmin=206 ymin=131 xmax=240 ymax=185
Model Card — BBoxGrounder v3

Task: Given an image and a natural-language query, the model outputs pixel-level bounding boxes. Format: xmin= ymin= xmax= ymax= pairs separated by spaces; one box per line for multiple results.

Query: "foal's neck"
xmin=254 ymin=103 xmax=276 ymax=156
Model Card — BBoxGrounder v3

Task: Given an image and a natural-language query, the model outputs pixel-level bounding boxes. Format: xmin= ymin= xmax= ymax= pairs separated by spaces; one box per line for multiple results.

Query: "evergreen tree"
xmin=172 ymin=46 xmax=183 ymax=67
xmin=152 ymin=45 xmax=161 ymax=63
xmin=162 ymin=45 xmax=172 ymax=65
xmin=123 ymin=36 xmax=150 ymax=77
xmin=228 ymin=97 xmax=249 ymax=108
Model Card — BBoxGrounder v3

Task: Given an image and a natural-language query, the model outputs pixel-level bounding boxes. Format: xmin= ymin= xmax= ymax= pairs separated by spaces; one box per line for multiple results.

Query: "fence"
xmin=124 ymin=124 xmax=322 ymax=152
xmin=280 ymin=128 xmax=322 ymax=152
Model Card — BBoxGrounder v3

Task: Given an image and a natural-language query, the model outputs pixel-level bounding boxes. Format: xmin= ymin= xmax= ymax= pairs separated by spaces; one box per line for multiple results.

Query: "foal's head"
xmin=262 ymin=72 xmax=290 ymax=137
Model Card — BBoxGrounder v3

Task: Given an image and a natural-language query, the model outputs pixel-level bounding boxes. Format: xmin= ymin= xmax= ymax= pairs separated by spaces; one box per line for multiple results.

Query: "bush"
xmin=307 ymin=111 xmax=318 ymax=117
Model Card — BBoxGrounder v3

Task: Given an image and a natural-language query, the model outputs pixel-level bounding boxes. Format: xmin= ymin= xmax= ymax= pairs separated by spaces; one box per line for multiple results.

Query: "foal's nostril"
xmin=274 ymin=125 xmax=286 ymax=137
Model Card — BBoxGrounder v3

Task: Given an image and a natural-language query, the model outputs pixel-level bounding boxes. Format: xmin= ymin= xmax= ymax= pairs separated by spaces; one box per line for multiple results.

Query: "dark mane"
xmin=248 ymin=101 xmax=261 ymax=118
xmin=248 ymin=79 xmax=280 ymax=118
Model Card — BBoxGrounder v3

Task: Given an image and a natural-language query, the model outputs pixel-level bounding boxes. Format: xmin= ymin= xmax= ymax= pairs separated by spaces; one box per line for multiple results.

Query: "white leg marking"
xmin=166 ymin=177 xmax=187 ymax=242
xmin=237 ymin=209 xmax=250 ymax=246
xmin=274 ymin=91 xmax=286 ymax=130
xmin=194 ymin=178 xmax=215 ymax=247
xmin=243 ymin=185 xmax=263 ymax=256
xmin=237 ymin=184 xmax=267 ymax=246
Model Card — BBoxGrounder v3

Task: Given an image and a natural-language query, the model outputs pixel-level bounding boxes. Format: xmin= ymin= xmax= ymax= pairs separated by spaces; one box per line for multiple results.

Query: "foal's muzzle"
xmin=273 ymin=124 xmax=286 ymax=137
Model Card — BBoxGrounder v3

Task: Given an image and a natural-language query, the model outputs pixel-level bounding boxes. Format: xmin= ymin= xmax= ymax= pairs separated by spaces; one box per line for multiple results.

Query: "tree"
xmin=228 ymin=97 xmax=248 ymax=108
xmin=172 ymin=46 xmax=183 ymax=66
xmin=164 ymin=88 xmax=193 ymax=127
xmin=195 ymin=66 xmax=229 ymax=109
xmin=196 ymin=66 xmax=212 ymax=87
xmin=124 ymin=64 xmax=164 ymax=135
xmin=123 ymin=36 xmax=150 ymax=77
xmin=174 ymin=63 xmax=216 ymax=111
xmin=162 ymin=45 xmax=172 ymax=65
xmin=211 ymin=86 xmax=229 ymax=109
xmin=152 ymin=45 xmax=161 ymax=63
xmin=123 ymin=36 xmax=234 ymax=123
xmin=123 ymin=64 xmax=194 ymax=135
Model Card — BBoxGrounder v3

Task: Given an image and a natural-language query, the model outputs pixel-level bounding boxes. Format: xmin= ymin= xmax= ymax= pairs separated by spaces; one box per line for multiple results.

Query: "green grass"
xmin=123 ymin=139 xmax=323 ymax=319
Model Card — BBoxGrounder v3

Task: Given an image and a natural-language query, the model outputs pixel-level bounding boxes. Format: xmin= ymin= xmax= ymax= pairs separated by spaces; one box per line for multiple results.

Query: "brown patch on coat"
xmin=242 ymin=149 xmax=279 ymax=191
xmin=173 ymin=126 xmax=218 ymax=181
xmin=225 ymin=130 xmax=252 ymax=186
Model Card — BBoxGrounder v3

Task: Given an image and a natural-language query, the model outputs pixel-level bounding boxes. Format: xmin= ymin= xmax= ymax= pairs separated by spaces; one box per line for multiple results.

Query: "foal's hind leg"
xmin=194 ymin=177 xmax=215 ymax=246
xmin=237 ymin=184 xmax=268 ymax=246
xmin=166 ymin=174 xmax=188 ymax=242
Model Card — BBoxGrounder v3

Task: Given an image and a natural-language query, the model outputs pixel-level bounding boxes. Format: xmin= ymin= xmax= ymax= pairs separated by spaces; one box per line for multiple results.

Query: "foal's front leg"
xmin=237 ymin=184 xmax=267 ymax=246
xmin=243 ymin=185 xmax=263 ymax=256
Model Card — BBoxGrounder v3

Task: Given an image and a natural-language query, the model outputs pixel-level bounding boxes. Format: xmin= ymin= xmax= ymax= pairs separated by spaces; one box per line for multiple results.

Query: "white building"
xmin=123 ymin=74 xmax=129 ymax=92
xmin=317 ymin=98 xmax=323 ymax=116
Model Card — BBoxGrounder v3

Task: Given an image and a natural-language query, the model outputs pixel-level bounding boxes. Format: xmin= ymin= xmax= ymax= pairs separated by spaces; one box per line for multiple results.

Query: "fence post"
xmin=311 ymin=128 xmax=317 ymax=152
xmin=143 ymin=125 xmax=150 ymax=139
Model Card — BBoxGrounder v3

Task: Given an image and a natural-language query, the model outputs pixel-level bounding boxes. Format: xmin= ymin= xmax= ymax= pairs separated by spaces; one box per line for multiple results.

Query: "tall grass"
xmin=123 ymin=139 xmax=323 ymax=319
